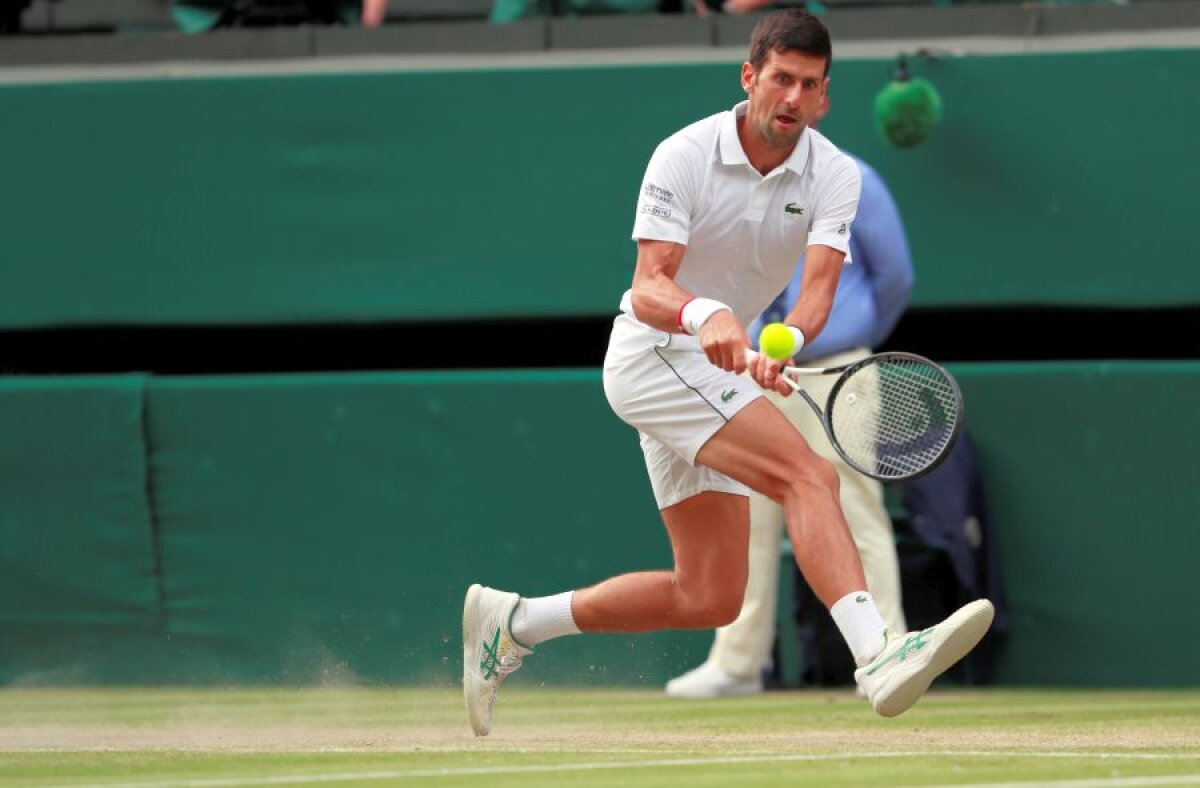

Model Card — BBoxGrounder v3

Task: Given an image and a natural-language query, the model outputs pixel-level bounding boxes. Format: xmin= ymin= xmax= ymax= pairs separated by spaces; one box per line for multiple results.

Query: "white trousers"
xmin=708 ymin=348 xmax=908 ymax=679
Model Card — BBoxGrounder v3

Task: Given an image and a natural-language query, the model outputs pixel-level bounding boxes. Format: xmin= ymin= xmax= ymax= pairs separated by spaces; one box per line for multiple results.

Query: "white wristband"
xmin=785 ymin=325 xmax=806 ymax=354
xmin=680 ymin=298 xmax=731 ymax=336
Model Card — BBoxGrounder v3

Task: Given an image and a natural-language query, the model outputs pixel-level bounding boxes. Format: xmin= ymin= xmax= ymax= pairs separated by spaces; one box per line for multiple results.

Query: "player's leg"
xmin=465 ymin=326 xmax=765 ymax=735
xmin=839 ymin=469 xmax=906 ymax=634
xmin=695 ymin=397 xmax=994 ymax=717
xmin=788 ymin=348 xmax=907 ymax=635
xmin=666 ymin=486 xmax=783 ymax=698
xmin=464 ymin=489 xmax=749 ymax=736
xmin=696 ymin=397 xmax=868 ymax=609
xmin=571 ymin=490 xmax=749 ymax=632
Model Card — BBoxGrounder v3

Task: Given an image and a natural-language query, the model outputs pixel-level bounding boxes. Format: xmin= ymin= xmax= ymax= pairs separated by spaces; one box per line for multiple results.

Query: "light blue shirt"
xmin=750 ymin=156 xmax=913 ymax=362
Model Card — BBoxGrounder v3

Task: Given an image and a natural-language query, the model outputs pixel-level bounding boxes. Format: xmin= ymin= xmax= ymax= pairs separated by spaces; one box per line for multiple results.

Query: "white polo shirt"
xmin=620 ymin=100 xmax=861 ymax=334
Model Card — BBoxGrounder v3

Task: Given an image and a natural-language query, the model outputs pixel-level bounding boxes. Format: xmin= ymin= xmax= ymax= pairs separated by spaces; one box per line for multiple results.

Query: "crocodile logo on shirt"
xmin=784 ymin=203 xmax=805 ymax=215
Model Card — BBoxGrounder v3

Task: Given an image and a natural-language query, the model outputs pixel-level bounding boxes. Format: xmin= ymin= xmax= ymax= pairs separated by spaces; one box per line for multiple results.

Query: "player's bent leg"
xmin=666 ymin=490 xmax=783 ymax=699
xmin=464 ymin=492 xmax=748 ymax=735
xmin=573 ymin=490 xmax=749 ymax=633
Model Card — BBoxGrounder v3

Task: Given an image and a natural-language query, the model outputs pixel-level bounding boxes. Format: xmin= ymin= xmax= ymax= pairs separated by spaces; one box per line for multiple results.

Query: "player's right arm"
xmin=631 ymin=240 xmax=749 ymax=374
xmin=629 ymin=134 xmax=751 ymax=373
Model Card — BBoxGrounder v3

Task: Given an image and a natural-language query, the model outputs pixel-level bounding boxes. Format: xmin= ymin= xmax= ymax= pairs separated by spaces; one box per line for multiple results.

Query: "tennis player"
xmin=666 ymin=94 xmax=914 ymax=699
xmin=463 ymin=9 xmax=993 ymax=737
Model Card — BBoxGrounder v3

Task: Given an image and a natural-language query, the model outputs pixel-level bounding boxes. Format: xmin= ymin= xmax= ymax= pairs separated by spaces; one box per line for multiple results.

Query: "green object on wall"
xmin=873 ymin=76 xmax=943 ymax=148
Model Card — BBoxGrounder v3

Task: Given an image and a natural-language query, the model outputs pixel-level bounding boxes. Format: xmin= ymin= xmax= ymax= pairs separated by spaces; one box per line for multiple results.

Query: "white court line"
xmin=938 ymin=776 xmax=1200 ymax=787
xmin=55 ymin=750 xmax=1200 ymax=788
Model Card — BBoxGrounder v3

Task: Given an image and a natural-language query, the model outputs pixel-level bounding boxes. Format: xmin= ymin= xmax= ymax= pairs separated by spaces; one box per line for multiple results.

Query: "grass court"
xmin=2 ymin=686 xmax=1198 ymax=786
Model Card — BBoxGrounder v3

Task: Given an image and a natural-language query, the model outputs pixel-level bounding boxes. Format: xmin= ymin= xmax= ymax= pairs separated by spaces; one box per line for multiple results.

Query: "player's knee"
xmin=679 ymin=595 xmax=742 ymax=629
xmin=706 ymin=591 xmax=744 ymax=628
xmin=763 ymin=448 xmax=839 ymax=503
xmin=782 ymin=453 xmax=840 ymax=504
xmin=674 ymin=576 xmax=745 ymax=628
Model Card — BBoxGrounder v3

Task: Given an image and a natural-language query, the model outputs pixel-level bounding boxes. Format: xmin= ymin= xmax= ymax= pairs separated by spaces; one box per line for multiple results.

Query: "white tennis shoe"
xmin=665 ymin=660 xmax=763 ymax=699
xmin=855 ymin=599 xmax=994 ymax=718
xmin=462 ymin=583 xmax=532 ymax=737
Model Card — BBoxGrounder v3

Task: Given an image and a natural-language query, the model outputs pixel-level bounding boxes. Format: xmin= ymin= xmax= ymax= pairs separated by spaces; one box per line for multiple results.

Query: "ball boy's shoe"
xmin=665 ymin=660 xmax=763 ymax=699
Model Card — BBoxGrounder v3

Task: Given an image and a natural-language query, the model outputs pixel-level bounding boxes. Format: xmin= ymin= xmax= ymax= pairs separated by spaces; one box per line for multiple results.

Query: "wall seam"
xmin=138 ymin=374 xmax=170 ymax=639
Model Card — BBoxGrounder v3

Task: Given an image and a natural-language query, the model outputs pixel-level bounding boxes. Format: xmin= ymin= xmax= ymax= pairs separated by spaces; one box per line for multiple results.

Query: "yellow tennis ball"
xmin=758 ymin=322 xmax=796 ymax=361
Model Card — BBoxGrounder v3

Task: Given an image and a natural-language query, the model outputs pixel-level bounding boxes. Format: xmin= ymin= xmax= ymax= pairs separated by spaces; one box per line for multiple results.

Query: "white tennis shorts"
xmin=603 ymin=312 xmax=762 ymax=509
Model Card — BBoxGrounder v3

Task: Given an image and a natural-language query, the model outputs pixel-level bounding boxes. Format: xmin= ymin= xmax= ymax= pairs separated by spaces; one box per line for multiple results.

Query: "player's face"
xmin=742 ymin=49 xmax=829 ymax=150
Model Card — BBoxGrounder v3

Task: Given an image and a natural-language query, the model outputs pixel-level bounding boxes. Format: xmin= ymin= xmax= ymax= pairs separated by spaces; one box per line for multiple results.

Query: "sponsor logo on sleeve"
xmin=642 ymin=183 xmax=674 ymax=204
xmin=838 ymin=223 xmax=847 ymax=235
xmin=640 ymin=204 xmax=672 ymax=219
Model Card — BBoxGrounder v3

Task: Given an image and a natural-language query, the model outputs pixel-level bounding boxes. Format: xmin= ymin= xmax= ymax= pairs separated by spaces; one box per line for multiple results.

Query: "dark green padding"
xmin=0 ymin=376 xmax=163 ymax=684
xmin=145 ymin=371 xmax=708 ymax=685
xmin=142 ymin=362 xmax=1200 ymax=687
xmin=952 ymin=361 xmax=1200 ymax=686
xmin=0 ymin=362 xmax=1196 ymax=685
xmin=0 ymin=47 xmax=1197 ymax=328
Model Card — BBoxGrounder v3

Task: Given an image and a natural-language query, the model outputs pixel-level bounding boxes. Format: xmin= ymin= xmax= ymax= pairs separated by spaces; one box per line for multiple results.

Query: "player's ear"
xmin=741 ymin=62 xmax=755 ymax=94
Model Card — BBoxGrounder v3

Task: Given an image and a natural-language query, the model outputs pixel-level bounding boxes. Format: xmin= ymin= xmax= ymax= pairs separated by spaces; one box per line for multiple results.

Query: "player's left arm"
xmin=784 ymin=244 xmax=844 ymax=345
xmin=784 ymin=155 xmax=862 ymax=344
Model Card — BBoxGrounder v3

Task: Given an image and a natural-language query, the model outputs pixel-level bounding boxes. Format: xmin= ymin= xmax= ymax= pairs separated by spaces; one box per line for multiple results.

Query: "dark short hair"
xmin=748 ymin=9 xmax=832 ymax=76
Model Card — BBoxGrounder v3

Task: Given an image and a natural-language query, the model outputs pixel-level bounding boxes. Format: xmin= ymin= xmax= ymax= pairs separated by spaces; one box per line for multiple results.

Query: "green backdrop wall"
xmin=1 ymin=47 xmax=1198 ymax=328
xmin=2 ymin=362 xmax=1197 ymax=686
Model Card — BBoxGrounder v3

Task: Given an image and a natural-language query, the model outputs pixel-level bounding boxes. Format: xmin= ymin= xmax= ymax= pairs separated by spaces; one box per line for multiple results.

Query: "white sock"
xmin=510 ymin=591 xmax=580 ymax=648
xmin=830 ymin=591 xmax=889 ymax=667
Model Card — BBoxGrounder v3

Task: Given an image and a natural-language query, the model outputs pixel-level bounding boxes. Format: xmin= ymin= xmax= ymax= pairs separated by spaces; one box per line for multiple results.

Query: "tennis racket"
xmin=746 ymin=349 xmax=964 ymax=482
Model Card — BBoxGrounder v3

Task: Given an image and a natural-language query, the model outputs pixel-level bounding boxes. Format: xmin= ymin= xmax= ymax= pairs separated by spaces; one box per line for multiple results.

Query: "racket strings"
xmin=829 ymin=357 xmax=959 ymax=479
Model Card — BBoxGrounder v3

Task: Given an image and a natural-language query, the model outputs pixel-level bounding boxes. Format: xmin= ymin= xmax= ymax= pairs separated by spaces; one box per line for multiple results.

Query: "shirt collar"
xmin=720 ymin=100 xmax=811 ymax=176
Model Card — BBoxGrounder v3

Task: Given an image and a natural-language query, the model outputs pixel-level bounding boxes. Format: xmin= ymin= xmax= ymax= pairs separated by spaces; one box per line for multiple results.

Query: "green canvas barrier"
xmin=0 ymin=47 xmax=1197 ymax=328
xmin=0 ymin=375 xmax=163 ymax=683
xmin=0 ymin=362 xmax=1197 ymax=685
xmin=952 ymin=361 xmax=1200 ymax=686
xmin=144 ymin=371 xmax=706 ymax=684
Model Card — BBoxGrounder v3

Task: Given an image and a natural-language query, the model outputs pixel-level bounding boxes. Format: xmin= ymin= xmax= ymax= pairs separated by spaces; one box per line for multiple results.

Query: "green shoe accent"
xmin=864 ymin=627 xmax=934 ymax=676
xmin=479 ymin=628 xmax=501 ymax=681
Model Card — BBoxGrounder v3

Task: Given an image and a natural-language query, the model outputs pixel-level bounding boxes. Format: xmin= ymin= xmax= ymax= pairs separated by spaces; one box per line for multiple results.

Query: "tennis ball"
xmin=873 ymin=77 xmax=943 ymax=148
xmin=758 ymin=323 xmax=797 ymax=361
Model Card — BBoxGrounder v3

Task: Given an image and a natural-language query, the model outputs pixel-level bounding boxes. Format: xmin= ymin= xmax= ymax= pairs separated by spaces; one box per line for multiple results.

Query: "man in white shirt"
xmin=666 ymin=96 xmax=914 ymax=699
xmin=462 ymin=9 xmax=993 ymax=738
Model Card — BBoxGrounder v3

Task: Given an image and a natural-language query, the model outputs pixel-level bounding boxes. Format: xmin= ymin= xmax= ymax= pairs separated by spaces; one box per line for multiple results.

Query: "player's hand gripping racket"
xmin=747 ymin=349 xmax=964 ymax=482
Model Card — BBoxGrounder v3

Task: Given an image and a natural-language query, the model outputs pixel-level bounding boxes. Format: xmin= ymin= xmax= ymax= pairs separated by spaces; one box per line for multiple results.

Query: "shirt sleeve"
xmin=807 ymin=155 xmax=862 ymax=255
xmin=631 ymin=136 xmax=701 ymax=246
